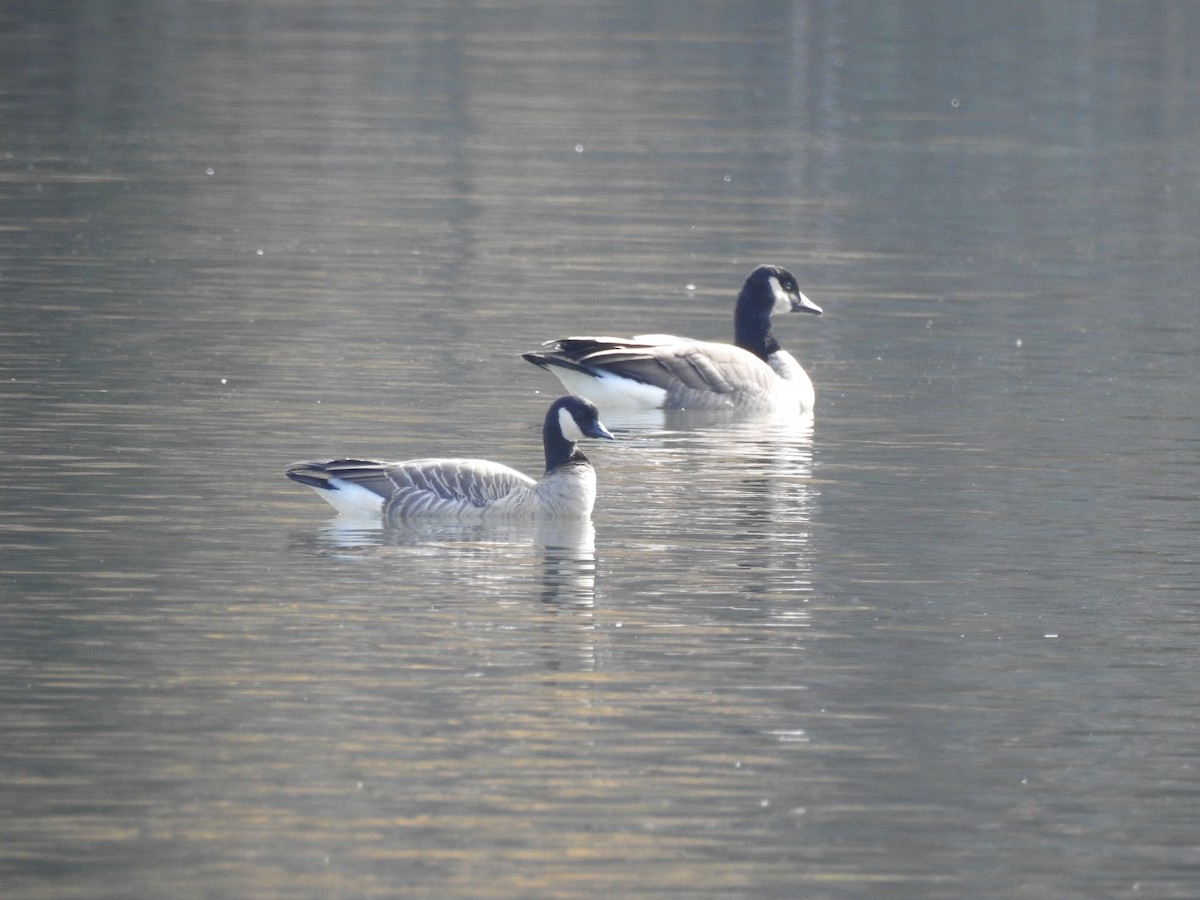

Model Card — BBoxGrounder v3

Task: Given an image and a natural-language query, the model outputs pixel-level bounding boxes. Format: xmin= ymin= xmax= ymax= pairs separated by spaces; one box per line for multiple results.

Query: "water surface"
xmin=2 ymin=2 xmax=1199 ymax=898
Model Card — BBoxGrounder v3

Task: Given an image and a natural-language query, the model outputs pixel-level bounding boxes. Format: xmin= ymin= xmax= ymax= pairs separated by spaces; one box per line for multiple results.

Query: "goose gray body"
xmin=287 ymin=396 xmax=613 ymax=520
xmin=523 ymin=265 xmax=821 ymax=413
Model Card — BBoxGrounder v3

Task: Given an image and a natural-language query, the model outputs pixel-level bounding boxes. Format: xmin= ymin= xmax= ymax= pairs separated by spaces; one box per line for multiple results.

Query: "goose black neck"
xmin=734 ymin=289 xmax=779 ymax=362
xmin=543 ymin=418 xmax=588 ymax=474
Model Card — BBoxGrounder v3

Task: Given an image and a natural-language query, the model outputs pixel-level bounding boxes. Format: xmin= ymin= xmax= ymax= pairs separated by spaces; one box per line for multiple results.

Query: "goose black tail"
xmin=285 ymin=463 xmax=333 ymax=490
xmin=522 ymin=352 xmax=593 ymax=375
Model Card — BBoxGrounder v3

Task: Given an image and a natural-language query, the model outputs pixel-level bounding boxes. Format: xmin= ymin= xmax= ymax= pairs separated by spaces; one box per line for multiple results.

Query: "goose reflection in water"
xmin=299 ymin=518 xmax=599 ymax=611
xmin=599 ymin=408 xmax=818 ymax=611
xmin=296 ymin=518 xmax=601 ymax=672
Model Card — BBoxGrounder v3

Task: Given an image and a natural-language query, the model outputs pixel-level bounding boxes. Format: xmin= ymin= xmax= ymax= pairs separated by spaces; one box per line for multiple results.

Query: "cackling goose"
xmin=286 ymin=395 xmax=614 ymax=520
xmin=522 ymin=265 xmax=822 ymax=413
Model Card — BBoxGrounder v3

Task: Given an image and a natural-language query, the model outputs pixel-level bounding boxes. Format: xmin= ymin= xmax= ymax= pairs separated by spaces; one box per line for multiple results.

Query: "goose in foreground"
xmin=523 ymin=265 xmax=822 ymax=413
xmin=286 ymin=395 xmax=614 ymax=520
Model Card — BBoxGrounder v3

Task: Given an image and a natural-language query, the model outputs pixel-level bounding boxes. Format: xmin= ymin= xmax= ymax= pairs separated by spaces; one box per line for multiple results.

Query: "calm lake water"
xmin=2 ymin=2 xmax=1199 ymax=898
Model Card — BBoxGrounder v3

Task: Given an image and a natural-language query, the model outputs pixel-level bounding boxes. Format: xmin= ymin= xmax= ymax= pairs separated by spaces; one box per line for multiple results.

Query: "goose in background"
xmin=286 ymin=395 xmax=614 ymax=520
xmin=523 ymin=265 xmax=822 ymax=413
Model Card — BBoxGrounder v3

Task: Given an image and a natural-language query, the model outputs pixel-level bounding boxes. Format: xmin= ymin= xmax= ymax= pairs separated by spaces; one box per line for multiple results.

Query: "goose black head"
xmin=735 ymin=265 xmax=822 ymax=359
xmin=543 ymin=395 xmax=614 ymax=472
xmin=741 ymin=265 xmax=822 ymax=317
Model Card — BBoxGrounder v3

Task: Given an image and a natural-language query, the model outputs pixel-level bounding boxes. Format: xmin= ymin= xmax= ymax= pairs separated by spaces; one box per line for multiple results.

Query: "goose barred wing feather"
xmin=542 ymin=337 xmax=775 ymax=395
xmin=288 ymin=457 xmax=538 ymax=518
xmin=646 ymin=341 xmax=773 ymax=394
xmin=379 ymin=458 xmax=536 ymax=517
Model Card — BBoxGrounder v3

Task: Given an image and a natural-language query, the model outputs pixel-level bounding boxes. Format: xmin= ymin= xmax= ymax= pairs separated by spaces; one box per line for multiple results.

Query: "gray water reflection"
xmin=601 ymin=411 xmax=817 ymax=603
xmin=305 ymin=519 xmax=599 ymax=612
xmin=3 ymin=1 xmax=1200 ymax=898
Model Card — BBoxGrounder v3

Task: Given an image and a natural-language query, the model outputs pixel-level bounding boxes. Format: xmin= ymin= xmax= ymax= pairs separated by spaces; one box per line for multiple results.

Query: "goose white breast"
xmin=287 ymin=395 xmax=614 ymax=520
xmin=523 ymin=265 xmax=822 ymax=413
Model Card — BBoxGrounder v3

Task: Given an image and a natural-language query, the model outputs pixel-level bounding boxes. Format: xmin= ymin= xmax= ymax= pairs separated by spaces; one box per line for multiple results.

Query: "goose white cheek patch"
xmin=558 ymin=407 xmax=586 ymax=442
xmin=769 ymin=276 xmax=792 ymax=313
